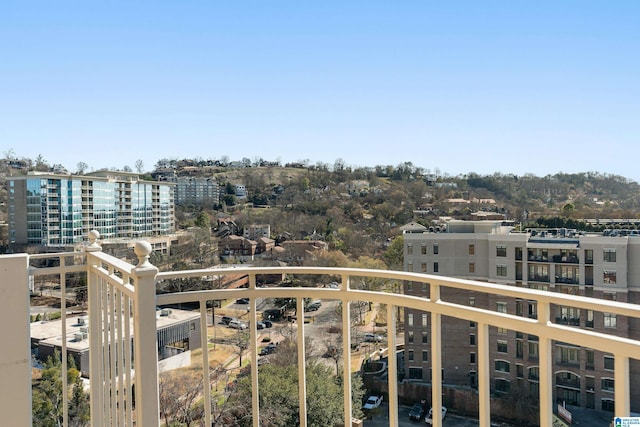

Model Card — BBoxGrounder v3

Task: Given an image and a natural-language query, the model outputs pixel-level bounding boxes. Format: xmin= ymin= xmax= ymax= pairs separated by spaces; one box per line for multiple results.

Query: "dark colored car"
xmin=236 ymin=298 xmax=249 ymax=304
xmin=221 ymin=316 xmax=234 ymax=325
xmin=408 ymin=402 xmax=426 ymax=421
xmin=262 ymin=320 xmax=273 ymax=328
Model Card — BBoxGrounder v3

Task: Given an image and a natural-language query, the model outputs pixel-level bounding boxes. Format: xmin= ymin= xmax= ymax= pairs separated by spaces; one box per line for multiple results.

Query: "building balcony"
xmin=2 ymin=231 xmax=640 ymax=427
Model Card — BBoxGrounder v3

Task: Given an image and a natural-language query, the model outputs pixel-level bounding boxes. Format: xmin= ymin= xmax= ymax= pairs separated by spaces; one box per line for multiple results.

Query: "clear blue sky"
xmin=1 ymin=1 xmax=638 ymax=181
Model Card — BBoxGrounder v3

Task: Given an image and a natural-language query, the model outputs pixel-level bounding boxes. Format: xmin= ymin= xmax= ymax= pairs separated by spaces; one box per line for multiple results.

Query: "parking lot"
xmin=362 ymin=402 xmax=482 ymax=427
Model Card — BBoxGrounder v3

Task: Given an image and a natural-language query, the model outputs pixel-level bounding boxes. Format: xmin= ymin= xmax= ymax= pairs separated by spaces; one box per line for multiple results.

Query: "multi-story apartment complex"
xmin=175 ymin=176 xmax=220 ymax=206
xmin=8 ymin=170 xmax=175 ymax=246
xmin=403 ymin=219 xmax=640 ymax=413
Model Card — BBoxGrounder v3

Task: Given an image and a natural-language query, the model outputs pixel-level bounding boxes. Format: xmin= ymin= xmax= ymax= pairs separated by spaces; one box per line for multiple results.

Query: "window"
xmin=422 ymin=313 xmax=428 ymax=327
xmin=560 ymin=347 xmax=579 ymax=365
xmin=408 ymin=331 xmax=414 ymax=343
xmin=407 ymin=261 xmax=413 ymax=271
xmin=422 ymin=350 xmax=429 ymax=362
xmin=421 ymin=244 xmax=427 ymax=254
xmin=421 ymin=331 xmax=428 ymax=343
xmin=497 ymin=326 xmax=507 ymax=335
xmin=528 ymin=366 xmax=540 ymax=381
xmin=528 ymin=341 xmax=539 ymax=359
xmin=603 ymin=248 xmax=616 ymax=262
xmin=495 ymin=360 xmax=510 ymax=373
xmin=495 ymin=378 xmax=510 ymax=393
xmin=516 ymin=300 xmax=523 ymax=316
xmin=604 ymin=356 xmax=614 ymax=370
xmin=470 ymin=352 xmax=476 ymax=364
xmin=433 ymin=244 xmax=439 ymax=255
xmin=585 ymin=249 xmax=593 ymax=264
xmin=470 ymin=334 xmax=476 ymax=346
xmin=603 ymin=270 xmax=616 ymax=284
xmin=604 ymin=313 xmax=617 ymax=328
xmin=602 ymin=399 xmax=615 ymax=412
xmin=469 ymin=262 xmax=475 ymax=273
xmin=586 ymin=350 xmax=595 ymax=370
xmin=496 ymin=245 xmax=507 ymax=257
xmin=408 ymin=350 xmax=414 ymax=361
xmin=601 ymin=378 xmax=615 ymax=392
xmin=516 ymin=340 xmax=524 ymax=358
xmin=496 ymin=264 xmax=507 ymax=277
xmin=421 ymin=262 xmax=427 ymax=272
xmin=497 ymin=340 xmax=508 ymax=353
xmin=433 ymin=262 xmax=439 ymax=273
xmin=409 ymin=367 xmax=423 ymax=380
xmin=516 ymin=364 xmax=524 ymax=378
xmin=422 ymin=282 xmax=428 ymax=292
xmin=407 ymin=244 xmax=413 ymax=254
xmin=496 ymin=302 xmax=507 ymax=313
xmin=469 ymin=244 xmax=475 ymax=255
xmin=408 ymin=313 xmax=413 ymax=326
xmin=407 ymin=282 xmax=413 ymax=291
xmin=470 ymin=321 xmax=476 ymax=328
xmin=469 ymin=297 xmax=475 ymax=306
xmin=586 ymin=376 xmax=595 ymax=391
xmin=586 ymin=310 xmax=594 ymax=328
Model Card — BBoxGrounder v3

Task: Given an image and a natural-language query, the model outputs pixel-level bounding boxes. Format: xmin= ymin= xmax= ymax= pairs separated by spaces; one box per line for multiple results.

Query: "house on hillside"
xmin=219 ymin=235 xmax=257 ymax=260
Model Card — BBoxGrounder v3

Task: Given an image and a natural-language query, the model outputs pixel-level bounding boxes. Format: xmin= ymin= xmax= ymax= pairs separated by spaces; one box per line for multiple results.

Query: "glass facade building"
xmin=9 ymin=171 xmax=175 ymax=246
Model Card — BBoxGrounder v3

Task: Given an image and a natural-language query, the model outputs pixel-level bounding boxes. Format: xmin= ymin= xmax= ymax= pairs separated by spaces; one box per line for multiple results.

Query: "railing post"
xmin=477 ymin=323 xmax=490 ymax=427
xmin=0 ymin=254 xmax=31 ymax=427
xmin=131 ymin=241 xmax=160 ymax=427
xmin=538 ymin=302 xmax=553 ymax=427
xmin=86 ymin=231 xmax=106 ymax=426
xmin=615 ymin=355 xmax=630 ymax=416
xmin=431 ymin=284 xmax=443 ymax=427
xmin=387 ymin=303 xmax=398 ymax=427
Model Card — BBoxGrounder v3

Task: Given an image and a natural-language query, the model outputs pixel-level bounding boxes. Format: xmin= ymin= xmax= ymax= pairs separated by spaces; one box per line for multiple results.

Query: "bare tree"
xmin=76 ymin=162 xmax=89 ymax=175
xmin=135 ymin=159 xmax=144 ymax=173
xmin=159 ymin=369 xmax=204 ymax=427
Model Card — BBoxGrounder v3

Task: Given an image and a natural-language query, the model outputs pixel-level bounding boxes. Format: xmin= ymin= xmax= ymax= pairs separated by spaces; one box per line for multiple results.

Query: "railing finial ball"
xmin=134 ymin=241 xmax=153 ymax=268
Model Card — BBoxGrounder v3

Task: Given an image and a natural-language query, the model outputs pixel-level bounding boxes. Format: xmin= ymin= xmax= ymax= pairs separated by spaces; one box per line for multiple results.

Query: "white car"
xmin=228 ymin=319 xmax=247 ymax=330
xmin=424 ymin=406 xmax=447 ymax=424
xmin=362 ymin=395 xmax=383 ymax=410
xmin=363 ymin=333 xmax=383 ymax=342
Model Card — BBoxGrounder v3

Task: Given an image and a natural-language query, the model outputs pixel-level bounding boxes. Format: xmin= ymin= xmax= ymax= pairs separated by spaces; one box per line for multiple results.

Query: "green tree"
xmin=32 ymin=352 xmax=90 ymax=427
xmin=194 ymin=211 xmax=211 ymax=229
xmin=384 ymin=235 xmax=404 ymax=270
xmin=226 ymin=360 xmax=363 ymax=427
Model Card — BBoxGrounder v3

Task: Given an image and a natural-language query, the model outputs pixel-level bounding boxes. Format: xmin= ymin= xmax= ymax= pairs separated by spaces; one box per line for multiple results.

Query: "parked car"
xmin=220 ymin=316 xmax=235 ymax=325
xmin=256 ymin=321 xmax=266 ymax=330
xmin=305 ymin=300 xmax=322 ymax=311
xmin=260 ymin=343 xmax=277 ymax=356
xmin=362 ymin=395 xmax=383 ymax=410
xmin=363 ymin=332 xmax=383 ymax=342
xmin=262 ymin=320 xmax=273 ymax=328
xmin=236 ymin=298 xmax=249 ymax=304
xmin=408 ymin=402 xmax=426 ymax=421
xmin=228 ymin=319 xmax=247 ymax=330
xmin=424 ymin=406 xmax=447 ymax=424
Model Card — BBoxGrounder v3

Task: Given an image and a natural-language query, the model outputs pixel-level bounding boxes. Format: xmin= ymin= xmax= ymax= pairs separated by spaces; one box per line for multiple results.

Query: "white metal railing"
xmin=3 ymin=234 xmax=640 ymax=426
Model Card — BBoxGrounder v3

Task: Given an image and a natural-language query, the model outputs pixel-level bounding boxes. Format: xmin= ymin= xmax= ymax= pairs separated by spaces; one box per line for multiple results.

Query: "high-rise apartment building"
xmin=175 ymin=176 xmax=219 ymax=206
xmin=8 ymin=171 xmax=175 ymax=246
xmin=403 ymin=219 xmax=640 ymax=413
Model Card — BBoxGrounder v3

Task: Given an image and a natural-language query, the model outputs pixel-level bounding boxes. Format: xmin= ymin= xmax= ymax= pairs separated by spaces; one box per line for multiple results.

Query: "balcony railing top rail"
xmin=3 ymin=233 xmax=640 ymax=427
